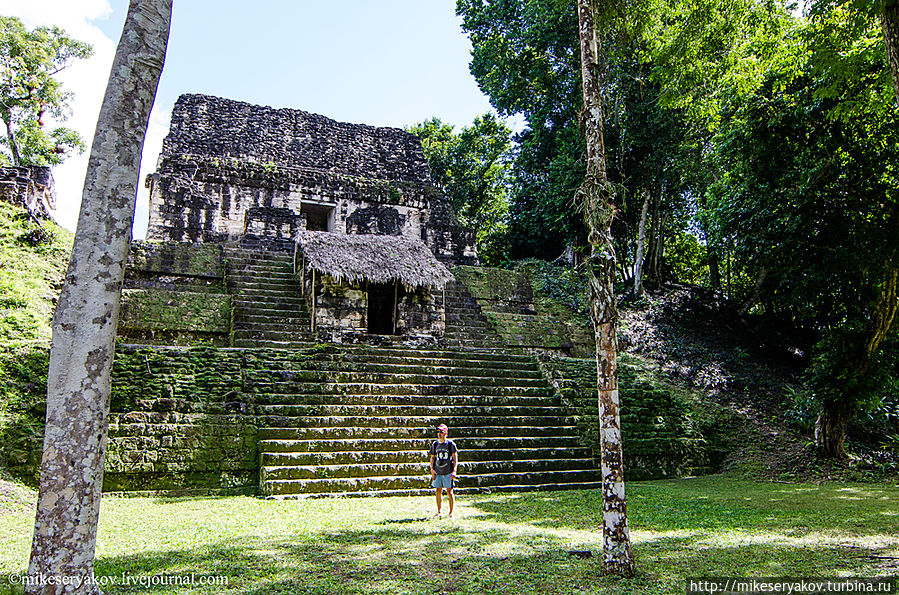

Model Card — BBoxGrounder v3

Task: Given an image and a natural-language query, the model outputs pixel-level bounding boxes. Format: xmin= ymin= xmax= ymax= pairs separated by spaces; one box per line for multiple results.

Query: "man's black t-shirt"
xmin=429 ymin=439 xmax=458 ymax=475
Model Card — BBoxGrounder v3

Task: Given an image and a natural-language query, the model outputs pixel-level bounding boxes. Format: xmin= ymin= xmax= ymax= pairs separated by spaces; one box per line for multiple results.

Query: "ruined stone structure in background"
xmin=124 ymin=94 xmax=477 ymax=346
xmin=100 ymin=93 xmax=696 ymax=499
xmin=0 ymin=165 xmax=55 ymax=219
xmin=145 ymin=94 xmax=476 ymax=263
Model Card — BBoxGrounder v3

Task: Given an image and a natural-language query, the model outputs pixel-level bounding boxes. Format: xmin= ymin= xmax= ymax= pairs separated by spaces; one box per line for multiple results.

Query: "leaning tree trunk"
xmin=883 ymin=1 xmax=899 ymax=99
xmin=576 ymin=0 xmax=635 ymax=576
xmin=27 ymin=2 xmax=172 ymax=593
xmin=815 ymin=398 xmax=851 ymax=460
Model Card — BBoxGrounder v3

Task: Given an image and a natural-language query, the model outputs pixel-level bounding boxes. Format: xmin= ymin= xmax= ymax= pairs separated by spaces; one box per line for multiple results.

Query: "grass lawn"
xmin=1 ymin=476 xmax=897 ymax=594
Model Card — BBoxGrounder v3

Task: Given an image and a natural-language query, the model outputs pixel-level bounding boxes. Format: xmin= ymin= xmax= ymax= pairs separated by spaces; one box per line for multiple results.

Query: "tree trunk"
xmin=576 ymin=0 xmax=635 ymax=576
xmin=815 ymin=266 xmax=897 ymax=459
xmin=645 ymin=189 xmax=666 ymax=287
xmin=5 ymin=117 xmax=22 ymax=166
xmin=633 ymin=188 xmax=650 ymax=297
xmin=708 ymin=248 xmax=722 ymax=290
xmin=739 ymin=267 xmax=768 ymax=316
xmin=815 ymin=398 xmax=851 ymax=460
xmin=882 ymin=1 xmax=899 ymax=100
xmin=26 ymin=2 xmax=172 ymax=593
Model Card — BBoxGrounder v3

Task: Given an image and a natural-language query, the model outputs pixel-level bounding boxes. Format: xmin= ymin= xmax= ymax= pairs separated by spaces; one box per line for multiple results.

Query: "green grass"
xmin=0 ymin=201 xmax=71 ymax=481
xmin=1 ymin=476 xmax=897 ymax=594
xmin=0 ymin=200 xmax=72 ymax=348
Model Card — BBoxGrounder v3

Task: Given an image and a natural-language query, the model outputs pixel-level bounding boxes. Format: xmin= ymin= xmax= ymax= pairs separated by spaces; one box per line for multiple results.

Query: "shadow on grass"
xmin=4 ymin=480 xmax=897 ymax=595
xmin=464 ymin=479 xmax=899 ymax=536
xmin=72 ymin=525 xmax=890 ymax=595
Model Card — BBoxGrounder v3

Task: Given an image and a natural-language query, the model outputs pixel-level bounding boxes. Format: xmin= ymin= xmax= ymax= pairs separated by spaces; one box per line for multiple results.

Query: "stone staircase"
xmin=224 ymin=246 xmax=313 ymax=348
xmin=443 ymin=280 xmax=506 ymax=349
xmin=251 ymin=346 xmax=600 ymax=498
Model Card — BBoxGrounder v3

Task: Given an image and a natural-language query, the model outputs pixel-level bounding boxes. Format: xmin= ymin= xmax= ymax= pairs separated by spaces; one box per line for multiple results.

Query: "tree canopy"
xmin=0 ymin=16 xmax=92 ymax=167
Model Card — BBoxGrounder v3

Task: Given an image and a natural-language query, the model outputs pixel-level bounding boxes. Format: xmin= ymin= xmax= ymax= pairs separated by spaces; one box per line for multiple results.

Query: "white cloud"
xmin=0 ymin=1 xmax=164 ymax=235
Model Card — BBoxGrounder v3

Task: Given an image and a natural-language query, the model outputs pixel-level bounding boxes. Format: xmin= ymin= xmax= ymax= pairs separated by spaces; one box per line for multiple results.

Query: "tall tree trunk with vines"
xmin=26 ymin=2 xmax=172 ymax=592
xmin=576 ymin=0 xmax=635 ymax=576
xmin=815 ymin=2 xmax=899 ymax=459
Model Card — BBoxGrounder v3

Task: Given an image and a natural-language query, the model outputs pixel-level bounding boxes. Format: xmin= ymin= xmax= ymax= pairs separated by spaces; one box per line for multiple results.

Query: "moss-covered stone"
xmin=128 ymin=241 xmax=224 ymax=279
xmin=452 ymin=265 xmax=595 ymax=357
xmin=536 ymin=352 xmax=731 ymax=479
xmin=118 ymin=289 xmax=231 ymax=334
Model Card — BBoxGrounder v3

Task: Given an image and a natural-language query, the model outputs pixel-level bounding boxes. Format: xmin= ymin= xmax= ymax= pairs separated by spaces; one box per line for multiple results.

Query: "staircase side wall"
xmin=117 ymin=241 xmax=231 ymax=346
xmin=534 ymin=353 xmax=717 ymax=479
xmin=105 ymin=347 xmax=257 ymax=495
xmin=453 ymin=266 xmax=595 ymax=357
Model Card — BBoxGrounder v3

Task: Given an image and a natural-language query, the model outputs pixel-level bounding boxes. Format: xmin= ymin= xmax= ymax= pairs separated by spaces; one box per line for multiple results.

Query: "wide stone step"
xmin=232 ymin=286 xmax=303 ymax=297
xmin=233 ymin=321 xmax=311 ymax=333
xmin=258 ymin=435 xmax=583 ymax=453
xmin=243 ymin=370 xmax=547 ymax=388
xmin=251 ymin=393 xmax=555 ymax=407
xmin=261 ymin=446 xmax=595 ymax=466
xmin=246 ymin=353 xmax=537 ymax=373
xmin=261 ymin=458 xmax=598 ymax=481
xmin=247 ymin=362 xmax=542 ymax=381
xmin=232 ymin=339 xmax=313 ymax=349
xmin=244 ymin=347 xmax=537 ymax=367
xmin=246 ymin=382 xmax=554 ymax=397
xmin=233 ymin=296 xmax=306 ymax=307
xmin=255 ymin=425 xmax=580 ymax=440
xmin=237 ymin=314 xmax=311 ymax=327
xmin=233 ymin=329 xmax=313 ymax=343
xmin=228 ymin=273 xmax=297 ymax=284
xmin=252 ymin=403 xmax=567 ymax=419
xmin=262 ymin=469 xmax=602 ymax=496
xmin=232 ymin=306 xmax=308 ymax=319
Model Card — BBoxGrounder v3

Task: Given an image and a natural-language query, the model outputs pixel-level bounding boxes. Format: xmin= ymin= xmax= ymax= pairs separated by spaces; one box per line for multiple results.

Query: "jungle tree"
xmin=27 ymin=1 xmax=172 ymax=592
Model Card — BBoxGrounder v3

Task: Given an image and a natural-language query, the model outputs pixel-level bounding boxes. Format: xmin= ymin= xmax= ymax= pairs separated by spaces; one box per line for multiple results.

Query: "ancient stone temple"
xmin=91 ymin=94 xmax=714 ymax=498
xmin=123 ymin=94 xmax=476 ymax=346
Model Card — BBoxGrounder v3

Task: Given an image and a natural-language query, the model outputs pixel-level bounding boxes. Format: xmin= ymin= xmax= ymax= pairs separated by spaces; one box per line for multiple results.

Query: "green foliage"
xmin=0 ymin=201 xmax=72 ymax=346
xmin=519 ymin=258 xmax=590 ymax=317
xmin=709 ymin=10 xmax=899 ymax=430
xmin=665 ymin=231 xmax=708 ymax=286
xmin=408 ymin=114 xmax=513 ymax=265
xmin=0 ymin=16 xmax=91 ymax=166
xmin=0 ymin=199 xmax=70 ymax=480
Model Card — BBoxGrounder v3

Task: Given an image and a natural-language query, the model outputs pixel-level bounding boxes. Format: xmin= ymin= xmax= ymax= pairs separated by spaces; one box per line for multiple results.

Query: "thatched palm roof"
xmin=297 ymin=232 xmax=454 ymax=289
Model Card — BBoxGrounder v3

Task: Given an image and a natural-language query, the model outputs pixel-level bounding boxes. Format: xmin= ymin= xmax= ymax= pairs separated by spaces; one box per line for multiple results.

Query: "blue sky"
xmin=1 ymin=1 xmax=499 ymax=235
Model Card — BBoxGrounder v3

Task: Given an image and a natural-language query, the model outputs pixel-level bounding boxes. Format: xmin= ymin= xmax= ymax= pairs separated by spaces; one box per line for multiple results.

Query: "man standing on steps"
xmin=429 ymin=423 xmax=458 ymax=518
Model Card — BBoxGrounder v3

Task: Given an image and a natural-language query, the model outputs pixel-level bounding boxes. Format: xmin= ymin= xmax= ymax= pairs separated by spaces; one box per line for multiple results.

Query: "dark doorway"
xmin=301 ymin=203 xmax=333 ymax=232
xmin=367 ymin=282 xmax=397 ymax=335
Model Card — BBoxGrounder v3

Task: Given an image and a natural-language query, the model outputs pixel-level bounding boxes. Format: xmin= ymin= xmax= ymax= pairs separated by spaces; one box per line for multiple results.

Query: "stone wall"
xmin=535 ymin=353 xmax=721 ymax=479
xmin=453 ymin=266 xmax=594 ymax=356
xmin=0 ymin=165 xmax=55 ymax=218
xmin=162 ymin=94 xmax=432 ymax=184
xmin=107 ymin=347 xmax=258 ymax=494
xmin=145 ymin=94 xmax=477 ymax=265
xmin=118 ymin=242 xmax=231 ymax=345
xmin=308 ymin=274 xmax=444 ymax=343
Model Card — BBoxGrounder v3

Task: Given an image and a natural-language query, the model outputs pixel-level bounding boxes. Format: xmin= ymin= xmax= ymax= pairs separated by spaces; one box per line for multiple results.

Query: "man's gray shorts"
xmin=431 ymin=474 xmax=454 ymax=490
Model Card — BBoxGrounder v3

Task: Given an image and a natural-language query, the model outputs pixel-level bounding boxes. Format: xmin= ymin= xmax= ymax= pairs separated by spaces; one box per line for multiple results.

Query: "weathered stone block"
xmin=118 ymin=289 xmax=231 ymax=333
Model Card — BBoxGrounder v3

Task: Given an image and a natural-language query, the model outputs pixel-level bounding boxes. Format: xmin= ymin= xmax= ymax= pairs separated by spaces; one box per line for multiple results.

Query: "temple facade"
xmin=123 ymin=94 xmax=478 ymax=346
xmin=145 ymin=94 xmax=476 ymax=264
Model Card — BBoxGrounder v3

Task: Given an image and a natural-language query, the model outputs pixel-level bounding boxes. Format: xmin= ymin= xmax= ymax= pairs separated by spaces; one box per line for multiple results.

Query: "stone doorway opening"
xmin=367 ymin=282 xmax=397 ymax=335
xmin=301 ymin=203 xmax=334 ymax=232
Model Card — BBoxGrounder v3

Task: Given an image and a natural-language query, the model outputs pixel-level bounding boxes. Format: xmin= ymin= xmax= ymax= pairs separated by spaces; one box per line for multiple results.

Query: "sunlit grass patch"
xmin=0 ymin=476 xmax=897 ymax=594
